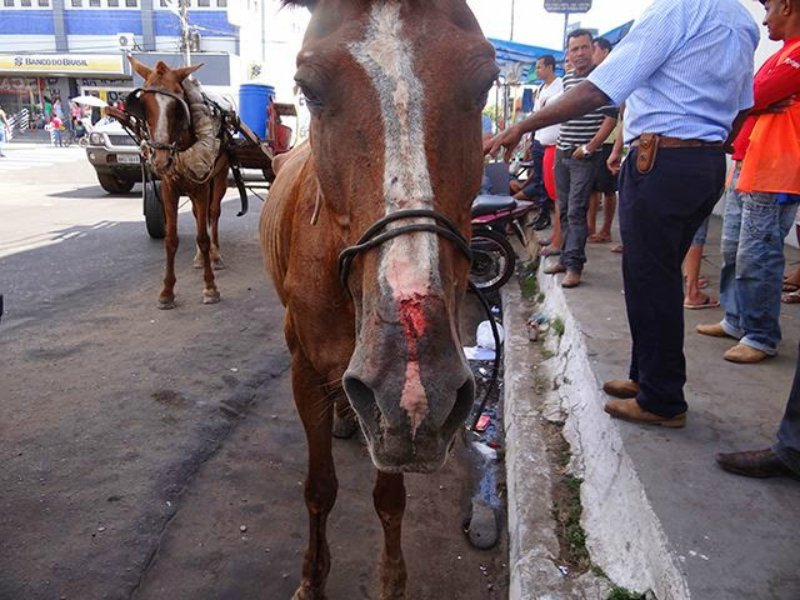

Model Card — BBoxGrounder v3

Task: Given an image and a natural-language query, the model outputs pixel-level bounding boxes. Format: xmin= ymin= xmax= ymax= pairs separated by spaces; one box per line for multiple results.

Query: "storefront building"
xmin=0 ymin=0 xmax=248 ymax=117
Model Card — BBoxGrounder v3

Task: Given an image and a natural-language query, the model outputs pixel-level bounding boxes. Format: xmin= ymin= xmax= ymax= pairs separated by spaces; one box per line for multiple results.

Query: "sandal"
xmin=783 ymin=282 xmax=800 ymax=293
xmin=782 ymin=291 xmax=800 ymax=304
xmin=684 ymin=296 xmax=720 ymax=310
xmin=538 ymin=238 xmax=551 ymax=247
xmin=588 ymin=233 xmax=612 ymax=243
xmin=541 ymin=247 xmax=561 ymax=257
xmin=611 ymin=244 xmax=624 ymax=254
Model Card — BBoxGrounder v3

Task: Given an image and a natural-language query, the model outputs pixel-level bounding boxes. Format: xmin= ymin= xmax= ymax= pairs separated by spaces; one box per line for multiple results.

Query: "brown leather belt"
xmin=632 ymin=133 xmax=723 ymax=175
xmin=631 ymin=136 xmax=723 ymax=149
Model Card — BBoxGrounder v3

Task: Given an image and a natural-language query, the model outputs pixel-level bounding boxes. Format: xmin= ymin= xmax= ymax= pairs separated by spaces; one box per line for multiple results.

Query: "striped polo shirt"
xmin=557 ymin=69 xmax=607 ymax=152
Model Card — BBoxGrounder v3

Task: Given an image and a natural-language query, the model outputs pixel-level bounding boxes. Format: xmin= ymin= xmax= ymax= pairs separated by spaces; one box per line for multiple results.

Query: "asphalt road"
xmin=0 ymin=146 xmax=508 ymax=600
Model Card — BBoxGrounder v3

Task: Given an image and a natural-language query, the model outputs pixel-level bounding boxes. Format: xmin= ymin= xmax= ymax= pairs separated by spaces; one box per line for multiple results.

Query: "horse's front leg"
xmin=191 ymin=190 xmax=220 ymax=304
xmin=209 ymin=173 xmax=225 ymax=270
xmin=292 ymin=351 xmax=337 ymax=600
xmin=374 ymin=471 xmax=407 ymax=600
xmin=158 ymin=181 xmax=179 ymax=309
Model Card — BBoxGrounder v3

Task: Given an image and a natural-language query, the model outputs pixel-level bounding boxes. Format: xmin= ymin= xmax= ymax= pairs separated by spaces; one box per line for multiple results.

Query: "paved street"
xmin=0 ymin=150 xmax=508 ymax=599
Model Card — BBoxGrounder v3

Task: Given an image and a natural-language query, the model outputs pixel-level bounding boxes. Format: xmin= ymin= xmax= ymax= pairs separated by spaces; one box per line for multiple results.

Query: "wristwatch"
xmin=581 ymin=144 xmax=591 ymax=157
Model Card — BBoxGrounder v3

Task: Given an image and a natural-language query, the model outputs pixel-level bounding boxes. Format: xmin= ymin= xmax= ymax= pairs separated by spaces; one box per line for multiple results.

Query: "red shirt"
xmin=732 ymin=37 xmax=800 ymax=161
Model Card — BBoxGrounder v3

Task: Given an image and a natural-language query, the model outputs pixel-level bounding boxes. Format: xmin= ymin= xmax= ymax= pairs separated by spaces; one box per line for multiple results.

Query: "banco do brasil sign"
xmin=544 ymin=0 xmax=592 ymax=13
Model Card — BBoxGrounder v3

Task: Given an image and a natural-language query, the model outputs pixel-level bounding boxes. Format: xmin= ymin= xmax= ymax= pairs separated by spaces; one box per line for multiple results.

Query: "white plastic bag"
xmin=477 ymin=320 xmax=504 ymax=350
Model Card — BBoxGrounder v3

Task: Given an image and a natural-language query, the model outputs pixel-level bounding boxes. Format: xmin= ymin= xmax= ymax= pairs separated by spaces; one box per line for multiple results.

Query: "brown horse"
xmin=127 ymin=57 xmax=230 ymax=309
xmin=260 ymin=1 xmax=497 ymax=598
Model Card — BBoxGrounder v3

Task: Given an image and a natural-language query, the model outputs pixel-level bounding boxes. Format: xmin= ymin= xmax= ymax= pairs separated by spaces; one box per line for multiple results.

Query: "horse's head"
xmin=291 ymin=0 xmax=498 ymax=473
xmin=127 ymin=57 xmax=201 ymax=176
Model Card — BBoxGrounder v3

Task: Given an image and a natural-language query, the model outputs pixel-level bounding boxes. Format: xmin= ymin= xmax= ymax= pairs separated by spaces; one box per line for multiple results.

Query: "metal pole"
xmin=510 ymin=0 xmax=515 ymax=41
xmin=563 ymin=12 xmax=570 ymax=51
xmin=180 ymin=0 xmax=191 ymax=67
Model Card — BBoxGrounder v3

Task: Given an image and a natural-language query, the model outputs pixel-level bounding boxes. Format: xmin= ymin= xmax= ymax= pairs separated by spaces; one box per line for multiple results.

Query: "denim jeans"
xmin=774 ymin=339 xmax=800 ymax=476
xmin=719 ymin=166 xmax=796 ymax=354
xmin=554 ymin=149 xmax=597 ymax=273
xmin=523 ymin=140 xmax=547 ymax=201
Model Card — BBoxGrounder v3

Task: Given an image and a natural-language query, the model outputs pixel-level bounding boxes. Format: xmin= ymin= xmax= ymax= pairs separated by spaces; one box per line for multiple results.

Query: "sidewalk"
xmin=508 ymin=215 xmax=800 ymax=599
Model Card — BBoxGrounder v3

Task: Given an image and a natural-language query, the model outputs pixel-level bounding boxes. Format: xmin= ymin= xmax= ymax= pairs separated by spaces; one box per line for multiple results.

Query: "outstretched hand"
xmin=607 ymin=146 xmax=622 ymax=175
xmin=483 ymin=125 xmax=524 ymax=162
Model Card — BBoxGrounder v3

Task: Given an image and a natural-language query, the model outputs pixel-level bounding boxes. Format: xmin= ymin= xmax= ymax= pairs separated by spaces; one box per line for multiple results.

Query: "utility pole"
xmin=180 ymin=0 xmax=191 ymax=67
xmin=563 ymin=12 xmax=570 ymax=50
xmin=510 ymin=0 xmax=516 ymax=41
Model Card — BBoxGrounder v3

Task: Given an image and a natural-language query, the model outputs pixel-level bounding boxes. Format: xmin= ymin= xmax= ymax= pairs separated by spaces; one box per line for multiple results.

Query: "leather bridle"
xmin=126 ymin=87 xmax=192 ymax=157
xmin=337 ymin=208 xmax=501 ymax=431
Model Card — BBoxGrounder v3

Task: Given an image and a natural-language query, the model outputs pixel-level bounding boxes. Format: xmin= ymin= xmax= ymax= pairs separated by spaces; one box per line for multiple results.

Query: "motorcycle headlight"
xmin=89 ymin=133 xmax=104 ymax=146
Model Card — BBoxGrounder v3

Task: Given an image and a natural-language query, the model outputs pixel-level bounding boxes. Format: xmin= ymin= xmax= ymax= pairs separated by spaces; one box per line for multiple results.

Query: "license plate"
xmin=116 ymin=154 xmax=140 ymax=165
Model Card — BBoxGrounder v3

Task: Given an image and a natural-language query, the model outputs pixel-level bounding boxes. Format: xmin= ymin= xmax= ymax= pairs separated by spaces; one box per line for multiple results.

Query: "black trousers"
xmin=619 ymin=147 xmax=726 ymax=417
xmin=774 ymin=342 xmax=800 ymax=475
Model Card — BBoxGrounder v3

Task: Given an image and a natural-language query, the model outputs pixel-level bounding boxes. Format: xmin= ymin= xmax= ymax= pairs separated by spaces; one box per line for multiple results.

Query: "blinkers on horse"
xmin=125 ymin=87 xmax=192 ymax=159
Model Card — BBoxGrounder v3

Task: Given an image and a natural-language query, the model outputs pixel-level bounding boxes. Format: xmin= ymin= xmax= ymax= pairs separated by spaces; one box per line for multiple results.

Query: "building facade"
xmin=0 ymin=0 xmax=259 ymax=116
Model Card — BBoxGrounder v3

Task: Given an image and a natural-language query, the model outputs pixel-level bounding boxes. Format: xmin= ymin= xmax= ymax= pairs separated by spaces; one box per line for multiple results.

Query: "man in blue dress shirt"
xmin=487 ymin=0 xmax=760 ymax=428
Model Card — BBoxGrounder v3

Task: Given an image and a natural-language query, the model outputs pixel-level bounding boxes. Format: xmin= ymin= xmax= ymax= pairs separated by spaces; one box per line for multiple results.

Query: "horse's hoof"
xmin=157 ymin=298 xmax=176 ymax=310
xmin=332 ymin=412 xmax=358 ymax=439
xmin=212 ymin=258 xmax=225 ymax=270
xmin=192 ymin=258 xmax=203 ymax=269
xmin=291 ymin=587 xmax=326 ymax=600
xmin=203 ymin=290 xmax=221 ymax=305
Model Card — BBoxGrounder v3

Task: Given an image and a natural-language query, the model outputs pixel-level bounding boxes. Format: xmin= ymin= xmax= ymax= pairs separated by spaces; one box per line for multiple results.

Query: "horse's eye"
xmin=297 ymin=82 xmax=324 ymax=113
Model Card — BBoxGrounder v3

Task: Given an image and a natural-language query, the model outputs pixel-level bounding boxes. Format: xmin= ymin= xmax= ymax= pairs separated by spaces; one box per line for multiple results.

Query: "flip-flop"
xmin=684 ymin=296 xmax=720 ymax=310
xmin=783 ymin=282 xmax=800 ymax=293
xmin=538 ymin=238 xmax=551 ymax=247
xmin=782 ymin=291 xmax=800 ymax=304
xmin=611 ymin=245 xmax=624 ymax=254
xmin=541 ymin=248 xmax=561 ymax=257
xmin=588 ymin=234 xmax=612 ymax=243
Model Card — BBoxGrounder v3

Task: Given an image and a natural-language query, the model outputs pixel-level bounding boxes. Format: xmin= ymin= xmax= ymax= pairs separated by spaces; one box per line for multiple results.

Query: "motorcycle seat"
xmin=472 ymin=195 xmax=517 ymax=217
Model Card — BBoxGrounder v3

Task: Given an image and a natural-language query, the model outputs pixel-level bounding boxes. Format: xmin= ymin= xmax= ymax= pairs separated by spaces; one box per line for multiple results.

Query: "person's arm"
xmin=724 ymin=109 xmax=751 ymax=154
xmin=750 ymin=49 xmax=800 ymax=112
xmin=485 ymin=1 xmax=683 ymax=160
xmin=607 ymin=102 xmax=626 ymax=175
xmin=485 ymin=81 xmax=610 ymax=161
xmin=573 ymin=115 xmax=616 ymax=160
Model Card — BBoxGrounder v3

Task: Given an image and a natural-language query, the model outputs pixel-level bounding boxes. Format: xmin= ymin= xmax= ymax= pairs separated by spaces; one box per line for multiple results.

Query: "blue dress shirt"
xmin=588 ymin=0 xmax=761 ymax=143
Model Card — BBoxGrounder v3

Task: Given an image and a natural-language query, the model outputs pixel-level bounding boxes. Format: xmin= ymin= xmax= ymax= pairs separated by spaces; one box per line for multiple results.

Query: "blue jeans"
xmin=719 ymin=166 xmax=796 ymax=354
xmin=554 ymin=149 xmax=598 ymax=273
xmin=774 ymin=340 xmax=800 ymax=476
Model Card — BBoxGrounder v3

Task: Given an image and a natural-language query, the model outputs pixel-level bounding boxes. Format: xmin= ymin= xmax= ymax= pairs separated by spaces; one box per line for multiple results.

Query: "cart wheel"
xmin=144 ymin=181 xmax=166 ymax=239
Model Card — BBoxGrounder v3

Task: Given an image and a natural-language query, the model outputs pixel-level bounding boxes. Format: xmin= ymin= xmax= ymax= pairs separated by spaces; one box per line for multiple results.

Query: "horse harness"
xmin=125 ymin=87 xmax=193 ymax=156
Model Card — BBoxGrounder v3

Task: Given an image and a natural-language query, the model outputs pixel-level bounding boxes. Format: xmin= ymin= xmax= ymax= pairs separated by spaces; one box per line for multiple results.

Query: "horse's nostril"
xmin=343 ymin=375 xmax=377 ymax=422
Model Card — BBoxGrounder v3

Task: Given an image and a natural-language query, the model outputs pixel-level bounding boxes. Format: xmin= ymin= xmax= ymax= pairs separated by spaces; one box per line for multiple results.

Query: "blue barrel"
xmin=239 ymin=83 xmax=275 ymax=140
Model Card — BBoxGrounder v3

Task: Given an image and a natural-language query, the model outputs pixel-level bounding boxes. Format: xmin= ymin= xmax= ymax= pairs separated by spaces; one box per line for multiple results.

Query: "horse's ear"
xmin=128 ymin=55 xmax=152 ymax=80
xmin=172 ymin=63 xmax=203 ymax=82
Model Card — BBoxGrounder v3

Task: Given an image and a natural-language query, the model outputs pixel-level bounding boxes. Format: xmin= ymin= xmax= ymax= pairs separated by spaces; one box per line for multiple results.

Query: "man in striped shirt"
xmin=486 ymin=0 xmax=759 ymax=429
xmin=543 ymin=29 xmax=616 ymax=289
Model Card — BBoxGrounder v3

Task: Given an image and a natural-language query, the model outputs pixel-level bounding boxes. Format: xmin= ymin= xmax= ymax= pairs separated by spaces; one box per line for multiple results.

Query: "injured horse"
xmin=261 ymin=1 xmax=499 ymax=598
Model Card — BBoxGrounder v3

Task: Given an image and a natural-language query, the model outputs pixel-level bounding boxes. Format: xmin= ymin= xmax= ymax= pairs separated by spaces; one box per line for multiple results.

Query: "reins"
xmin=337 ymin=208 xmax=502 ymax=432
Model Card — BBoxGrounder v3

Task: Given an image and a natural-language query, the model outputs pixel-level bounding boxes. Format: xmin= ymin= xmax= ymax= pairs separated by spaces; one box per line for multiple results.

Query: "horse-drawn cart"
xmin=112 ymin=93 xmax=297 ymax=239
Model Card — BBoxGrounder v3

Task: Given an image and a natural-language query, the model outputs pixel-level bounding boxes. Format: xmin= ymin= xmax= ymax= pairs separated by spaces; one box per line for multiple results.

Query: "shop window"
xmin=71 ymin=0 xmax=82 ymax=6
xmin=3 ymin=0 xmax=14 ymax=6
xmin=89 ymin=0 xmax=100 ymax=5
xmin=125 ymin=0 xmax=137 ymax=6
xmin=20 ymin=0 xmax=31 ymax=5
xmin=197 ymin=0 xmax=209 ymax=6
xmin=107 ymin=0 xmax=118 ymax=5
xmin=38 ymin=0 xmax=49 ymax=5
xmin=216 ymin=0 xmax=226 ymax=6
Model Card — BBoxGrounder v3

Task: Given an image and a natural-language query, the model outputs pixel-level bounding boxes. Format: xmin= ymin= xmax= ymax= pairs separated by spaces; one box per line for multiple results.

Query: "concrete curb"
xmin=502 ymin=279 xmax=611 ymax=600
xmin=502 ymin=263 xmax=692 ymax=599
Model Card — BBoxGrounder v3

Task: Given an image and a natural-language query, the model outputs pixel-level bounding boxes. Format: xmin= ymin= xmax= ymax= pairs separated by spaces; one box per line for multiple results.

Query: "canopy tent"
xmin=489 ymin=38 xmax=564 ymax=84
xmin=599 ymin=20 xmax=634 ymax=47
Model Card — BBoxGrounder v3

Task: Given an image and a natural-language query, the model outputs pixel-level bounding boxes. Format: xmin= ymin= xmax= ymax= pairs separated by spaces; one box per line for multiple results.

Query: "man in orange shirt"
xmin=714 ymin=0 xmax=800 ymax=479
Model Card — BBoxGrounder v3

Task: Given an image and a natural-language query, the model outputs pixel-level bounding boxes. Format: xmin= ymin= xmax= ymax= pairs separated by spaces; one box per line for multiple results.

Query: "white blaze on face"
xmin=153 ymin=93 xmax=171 ymax=141
xmin=348 ymin=2 xmax=437 ymax=434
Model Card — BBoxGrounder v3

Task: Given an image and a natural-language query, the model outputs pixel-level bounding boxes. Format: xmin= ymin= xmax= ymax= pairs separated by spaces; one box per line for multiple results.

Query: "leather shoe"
xmin=604 ymin=398 xmax=686 ymax=428
xmin=543 ymin=261 xmax=566 ymax=275
xmin=696 ymin=323 xmax=738 ymax=339
xmin=562 ymin=270 xmax=581 ymax=288
xmin=723 ymin=344 xmax=771 ymax=364
xmin=532 ymin=212 xmax=551 ymax=231
xmin=603 ymin=379 xmax=640 ymax=399
xmin=716 ymin=448 xmax=798 ymax=479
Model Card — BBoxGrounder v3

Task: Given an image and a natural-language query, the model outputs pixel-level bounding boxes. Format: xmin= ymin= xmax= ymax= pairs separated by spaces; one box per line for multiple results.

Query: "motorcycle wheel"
xmin=470 ymin=227 xmax=516 ymax=292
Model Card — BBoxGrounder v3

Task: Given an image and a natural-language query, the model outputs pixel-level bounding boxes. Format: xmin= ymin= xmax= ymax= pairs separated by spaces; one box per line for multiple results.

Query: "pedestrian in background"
xmin=697 ymin=0 xmax=800 ymax=365
xmin=0 ymin=104 xmax=10 ymax=158
xmin=487 ymin=0 xmax=759 ymax=428
xmin=542 ymin=29 xmax=616 ymax=289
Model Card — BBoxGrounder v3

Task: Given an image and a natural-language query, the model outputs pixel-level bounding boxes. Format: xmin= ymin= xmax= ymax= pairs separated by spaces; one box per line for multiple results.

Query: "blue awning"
xmin=488 ymin=38 xmax=564 ymax=83
xmin=599 ymin=21 xmax=634 ymax=46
